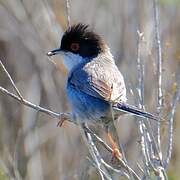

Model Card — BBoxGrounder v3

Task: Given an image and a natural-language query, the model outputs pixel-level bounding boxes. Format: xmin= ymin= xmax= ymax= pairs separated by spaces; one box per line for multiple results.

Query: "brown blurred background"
xmin=0 ymin=0 xmax=180 ymax=179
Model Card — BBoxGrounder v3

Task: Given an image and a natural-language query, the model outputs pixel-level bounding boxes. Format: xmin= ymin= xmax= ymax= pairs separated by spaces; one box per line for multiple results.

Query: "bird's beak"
xmin=46 ymin=48 xmax=67 ymax=74
xmin=46 ymin=48 xmax=62 ymax=57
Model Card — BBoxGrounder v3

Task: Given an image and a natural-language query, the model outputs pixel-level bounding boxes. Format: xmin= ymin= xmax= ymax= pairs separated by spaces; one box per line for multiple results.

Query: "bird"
xmin=47 ymin=23 xmax=160 ymax=159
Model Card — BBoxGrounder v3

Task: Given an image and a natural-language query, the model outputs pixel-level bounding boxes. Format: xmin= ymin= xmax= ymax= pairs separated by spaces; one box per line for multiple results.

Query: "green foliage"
xmin=160 ymin=0 xmax=180 ymax=5
xmin=0 ymin=169 xmax=8 ymax=180
xmin=168 ymin=171 xmax=178 ymax=180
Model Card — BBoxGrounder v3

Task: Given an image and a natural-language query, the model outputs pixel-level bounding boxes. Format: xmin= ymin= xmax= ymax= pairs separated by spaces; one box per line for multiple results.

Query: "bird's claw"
xmin=107 ymin=133 xmax=122 ymax=162
xmin=111 ymin=147 xmax=122 ymax=163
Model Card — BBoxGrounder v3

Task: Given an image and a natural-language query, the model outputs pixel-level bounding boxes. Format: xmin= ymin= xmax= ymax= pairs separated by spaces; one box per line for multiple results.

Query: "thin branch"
xmin=164 ymin=71 xmax=180 ymax=168
xmin=136 ymin=29 xmax=167 ymax=179
xmin=137 ymin=31 xmax=145 ymax=108
xmin=83 ymin=126 xmax=141 ymax=180
xmin=0 ymin=85 xmax=72 ymax=122
xmin=66 ymin=0 xmax=71 ymax=28
xmin=101 ymin=159 xmax=130 ymax=178
xmin=0 ymin=60 xmax=23 ymax=100
xmin=82 ymin=124 xmax=111 ymax=180
xmin=83 ymin=126 xmax=112 ymax=153
xmin=136 ymin=30 xmax=151 ymax=177
xmin=152 ymin=2 xmax=168 ymax=178
xmin=153 ymin=0 xmax=163 ymax=151
xmin=0 ymin=59 xmax=73 ymax=122
xmin=86 ymin=157 xmax=112 ymax=180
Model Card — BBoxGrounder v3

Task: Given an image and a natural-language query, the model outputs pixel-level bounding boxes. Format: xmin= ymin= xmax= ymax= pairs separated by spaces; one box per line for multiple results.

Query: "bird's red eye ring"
xmin=70 ymin=43 xmax=80 ymax=51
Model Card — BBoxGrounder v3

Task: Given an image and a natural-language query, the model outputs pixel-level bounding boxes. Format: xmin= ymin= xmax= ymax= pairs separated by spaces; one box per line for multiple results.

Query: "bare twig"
xmin=152 ymin=2 xmax=168 ymax=178
xmin=137 ymin=31 xmax=145 ymax=108
xmin=136 ymin=29 xmax=168 ymax=179
xmin=165 ymin=71 xmax=180 ymax=168
xmin=82 ymin=124 xmax=111 ymax=180
xmin=66 ymin=0 xmax=71 ymax=28
xmin=0 ymin=85 xmax=71 ymax=122
xmin=83 ymin=126 xmax=141 ymax=180
xmin=86 ymin=157 xmax=112 ymax=180
xmin=101 ymin=159 xmax=130 ymax=178
xmin=153 ymin=0 xmax=163 ymax=150
xmin=0 ymin=59 xmax=73 ymax=122
xmin=0 ymin=60 xmax=23 ymax=100
xmin=136 ymin=30 xmax=151 ymax=177
xmin=83 ymin=126 xmax=112 ymax=153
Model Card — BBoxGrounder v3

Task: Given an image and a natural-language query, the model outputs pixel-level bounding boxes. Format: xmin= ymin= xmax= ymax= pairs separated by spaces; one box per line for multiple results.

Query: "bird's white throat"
xmin=63 ymin=52 xmax=84 ymax=72
xmin=62 ymin=49 xmax=114 ymax=72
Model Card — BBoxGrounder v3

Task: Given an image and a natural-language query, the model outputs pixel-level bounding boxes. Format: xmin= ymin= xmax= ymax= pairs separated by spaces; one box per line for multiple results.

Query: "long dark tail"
xmin=113 ymin=102 xmax=160 ymax=121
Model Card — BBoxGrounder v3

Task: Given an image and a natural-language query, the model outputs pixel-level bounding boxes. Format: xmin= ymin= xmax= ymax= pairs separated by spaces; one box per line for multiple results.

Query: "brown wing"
xmin=68 ymin=54 xmax=126 ymax=102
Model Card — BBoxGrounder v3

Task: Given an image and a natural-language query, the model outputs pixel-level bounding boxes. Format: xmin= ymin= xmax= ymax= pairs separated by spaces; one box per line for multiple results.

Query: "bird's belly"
xmin=66 ymin=85 xmax=110 ymax=122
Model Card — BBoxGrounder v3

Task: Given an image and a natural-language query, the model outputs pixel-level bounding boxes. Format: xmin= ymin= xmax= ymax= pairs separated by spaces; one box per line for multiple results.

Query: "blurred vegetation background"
xmin=0 ymin=0 xmax=179 ymax=179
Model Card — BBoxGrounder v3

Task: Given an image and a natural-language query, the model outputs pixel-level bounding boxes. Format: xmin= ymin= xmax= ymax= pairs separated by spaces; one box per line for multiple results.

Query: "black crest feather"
xmin=60 ymin=23 xmax=105 ymax=58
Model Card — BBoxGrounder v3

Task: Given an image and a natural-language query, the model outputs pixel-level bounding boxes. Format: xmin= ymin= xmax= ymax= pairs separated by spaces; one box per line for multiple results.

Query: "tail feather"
xmin=113 ymin=102 xmax=160 ymax=121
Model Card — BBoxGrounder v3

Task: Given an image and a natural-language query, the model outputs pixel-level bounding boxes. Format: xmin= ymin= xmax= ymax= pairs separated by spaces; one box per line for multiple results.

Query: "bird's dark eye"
xmin=70 ymin=43 xmax=80 ymax=51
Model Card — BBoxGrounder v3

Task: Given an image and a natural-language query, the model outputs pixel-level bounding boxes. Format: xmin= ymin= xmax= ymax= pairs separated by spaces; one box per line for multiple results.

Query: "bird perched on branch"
xmin=47 ymin=23 xmax=159 ymax=159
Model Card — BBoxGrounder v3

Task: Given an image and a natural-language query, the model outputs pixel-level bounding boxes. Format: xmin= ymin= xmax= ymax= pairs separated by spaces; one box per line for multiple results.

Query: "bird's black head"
xmin=60 ymin=23 xmax=105 ymax=58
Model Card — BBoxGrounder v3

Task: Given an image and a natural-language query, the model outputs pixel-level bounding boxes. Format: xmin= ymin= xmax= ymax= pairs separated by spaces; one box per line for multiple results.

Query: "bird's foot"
xmin=111 ymin=147 xmax=122 ymax=163
xmin=107 ymin=133 xmax=122 ymax=162
xmin=57 ymin=113 xmax=70 ymax=127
